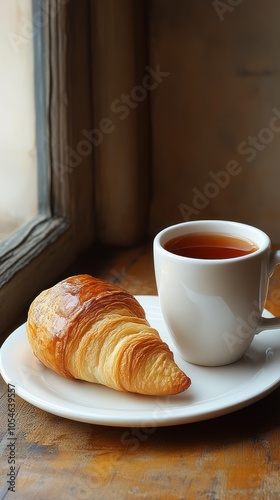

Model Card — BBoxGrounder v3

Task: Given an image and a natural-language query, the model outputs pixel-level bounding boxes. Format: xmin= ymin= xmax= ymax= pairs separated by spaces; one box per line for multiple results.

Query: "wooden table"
xmin=1 ymin=242 xmax=280 ymax=499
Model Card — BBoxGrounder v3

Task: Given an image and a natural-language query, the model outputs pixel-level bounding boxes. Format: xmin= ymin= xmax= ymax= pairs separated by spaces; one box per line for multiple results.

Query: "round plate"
xmin=1 ymin=296 xmax=279 ymax=427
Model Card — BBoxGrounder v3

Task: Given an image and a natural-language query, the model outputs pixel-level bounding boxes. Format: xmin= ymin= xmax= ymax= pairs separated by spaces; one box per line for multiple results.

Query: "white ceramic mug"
xmin=153 ymin=220 xmax=280 ymax=366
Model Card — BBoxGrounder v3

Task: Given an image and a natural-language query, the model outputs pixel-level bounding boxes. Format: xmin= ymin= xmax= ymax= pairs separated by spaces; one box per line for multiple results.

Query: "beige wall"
xmin=148 ymin=0 xmax=280 ymax=244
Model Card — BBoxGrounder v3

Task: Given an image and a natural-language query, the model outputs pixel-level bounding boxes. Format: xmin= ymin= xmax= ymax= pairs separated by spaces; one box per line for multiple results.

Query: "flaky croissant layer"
xmin=26 ymin=274 xmax=191 ymax=396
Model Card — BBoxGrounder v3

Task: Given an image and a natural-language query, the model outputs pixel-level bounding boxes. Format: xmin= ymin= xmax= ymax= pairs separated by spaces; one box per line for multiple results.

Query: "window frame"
xmin=0 ymin=0 xmax=95 ymax=339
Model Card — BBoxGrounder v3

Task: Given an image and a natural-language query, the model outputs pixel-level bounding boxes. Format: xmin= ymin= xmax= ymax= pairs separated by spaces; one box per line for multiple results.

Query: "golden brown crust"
xmin=26 ymin=274 xmax=191 ymax=396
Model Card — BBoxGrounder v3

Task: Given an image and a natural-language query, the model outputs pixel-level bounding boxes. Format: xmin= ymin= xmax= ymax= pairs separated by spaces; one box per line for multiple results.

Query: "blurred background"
xmin=2 ymin=0 xmax=280 ymax=245
xmin=148 ymin=0 xmax=280 ymax=242
xmin=88 ymin=0 xmax=280 ymax=245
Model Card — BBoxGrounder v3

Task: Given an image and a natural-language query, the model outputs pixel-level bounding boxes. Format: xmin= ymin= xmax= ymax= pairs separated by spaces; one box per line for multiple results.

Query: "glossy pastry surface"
xmin=26 ymin=274 xmax=191 ymax=396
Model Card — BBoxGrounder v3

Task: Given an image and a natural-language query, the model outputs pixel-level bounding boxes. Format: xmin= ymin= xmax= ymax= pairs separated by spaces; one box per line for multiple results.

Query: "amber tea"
xmin=164 ymin=232 xmax=259 ymax=259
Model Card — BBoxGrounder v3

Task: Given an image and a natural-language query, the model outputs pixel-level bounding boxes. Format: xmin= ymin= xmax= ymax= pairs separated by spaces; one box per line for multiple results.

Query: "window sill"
xmin=0 ymin=215 xmax=69 ymax=286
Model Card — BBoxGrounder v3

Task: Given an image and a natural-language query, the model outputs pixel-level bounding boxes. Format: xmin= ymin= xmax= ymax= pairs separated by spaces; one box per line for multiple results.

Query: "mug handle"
xmin=256 ymin=250 xmax=280 ymax=333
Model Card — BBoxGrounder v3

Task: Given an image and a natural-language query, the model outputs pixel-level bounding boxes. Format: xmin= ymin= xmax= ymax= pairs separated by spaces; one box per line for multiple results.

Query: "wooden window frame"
xmin=0 ymin=0 xmax=152 ymax=340
xmin=0 ymin=0 xmax=95 ymax=338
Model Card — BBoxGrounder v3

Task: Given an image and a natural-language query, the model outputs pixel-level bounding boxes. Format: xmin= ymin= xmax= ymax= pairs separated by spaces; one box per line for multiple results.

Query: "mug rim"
xmin=154 ymin=220 xmax=270 ymax=263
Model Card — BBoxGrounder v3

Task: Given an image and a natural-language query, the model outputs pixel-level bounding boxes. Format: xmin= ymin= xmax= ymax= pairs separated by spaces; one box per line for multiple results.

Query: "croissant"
xmin=26 ymin=274 xmax=191 ymax=396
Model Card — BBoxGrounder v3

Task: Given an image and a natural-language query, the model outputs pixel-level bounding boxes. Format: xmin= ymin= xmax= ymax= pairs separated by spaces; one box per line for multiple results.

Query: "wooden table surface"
xmin=1 ymin=242 xmax=280 ymax=499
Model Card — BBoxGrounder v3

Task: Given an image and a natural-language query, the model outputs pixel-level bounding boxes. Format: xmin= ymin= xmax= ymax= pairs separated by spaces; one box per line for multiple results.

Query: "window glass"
xmin=0 ymin=0 xmax=38 ymax=240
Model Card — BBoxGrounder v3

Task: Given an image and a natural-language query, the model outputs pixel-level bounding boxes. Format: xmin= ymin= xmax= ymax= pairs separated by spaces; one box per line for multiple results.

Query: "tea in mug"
xmin=164 ymin=232 xmax=259 ymax=259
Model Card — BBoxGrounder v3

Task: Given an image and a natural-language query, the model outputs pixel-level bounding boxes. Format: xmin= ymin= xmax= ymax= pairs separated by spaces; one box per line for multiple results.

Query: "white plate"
xmin=1 ymin=296 xmax=280 ymax=427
